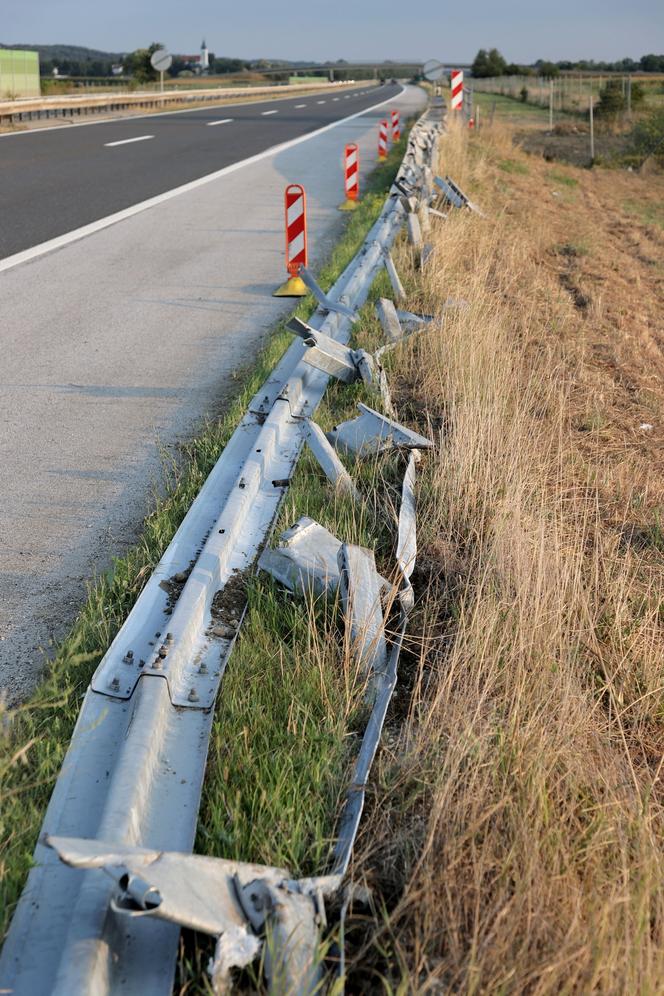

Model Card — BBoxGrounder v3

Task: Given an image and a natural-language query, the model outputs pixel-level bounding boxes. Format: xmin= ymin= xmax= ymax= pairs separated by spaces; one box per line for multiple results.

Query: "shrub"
xmin=596 ymin=79 xmax=625 ymax=116
xmin=630 ymin=106 xmax=664 ymax=165
xmin=520 ymin=85 xmax=528 ymax=103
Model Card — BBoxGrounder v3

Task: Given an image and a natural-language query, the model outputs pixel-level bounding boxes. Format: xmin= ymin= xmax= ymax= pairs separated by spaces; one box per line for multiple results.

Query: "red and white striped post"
xmin=273 ymin=183 xmax=308 ymax=297
xmin=391 ymin=108 xmax=400 ymax=142
xmin=378 ymin=119 xmax=388 ymax=160
xmin=451 ymin=69 xmax=463 ymax=111
xmin=339 ymin=142 xmax=360 ymax=211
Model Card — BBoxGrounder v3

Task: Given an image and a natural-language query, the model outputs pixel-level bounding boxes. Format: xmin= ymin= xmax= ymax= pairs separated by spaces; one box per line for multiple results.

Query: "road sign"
xmin=150 ymin=49 xmax=173 ymax=72
xmin=423 ymin=59 xmax=445 ymax=82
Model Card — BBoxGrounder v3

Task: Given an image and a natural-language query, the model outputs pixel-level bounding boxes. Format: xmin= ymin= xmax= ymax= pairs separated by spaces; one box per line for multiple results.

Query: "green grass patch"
xmin=473 ymin=90 xmax=550 ymax=123
xmin=498 ymin=158 xmax=530 ymax=175
xmin=622 ymin=197 xmax=664 ymax=229
xmin=0 ymin=120 xmax=417 ymax=945
xmin=548 ymin=168 xmax=579 ymax=187
xmin=554 ymin=240 xmax=591 ymax=258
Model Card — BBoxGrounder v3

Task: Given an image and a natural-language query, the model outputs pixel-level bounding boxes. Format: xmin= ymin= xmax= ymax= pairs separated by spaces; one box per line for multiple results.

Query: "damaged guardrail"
xmin=0 ymin=102 xmax=444 ymax=996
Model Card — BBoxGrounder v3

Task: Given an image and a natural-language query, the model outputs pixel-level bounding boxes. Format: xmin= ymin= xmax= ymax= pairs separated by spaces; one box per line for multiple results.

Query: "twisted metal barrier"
xmin=1 ymin=99 xmax=448 ymax=995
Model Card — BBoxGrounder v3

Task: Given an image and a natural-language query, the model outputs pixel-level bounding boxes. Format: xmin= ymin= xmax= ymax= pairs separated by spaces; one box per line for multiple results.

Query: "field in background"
xmin=473 ymin=72 xmax=664 ymax=116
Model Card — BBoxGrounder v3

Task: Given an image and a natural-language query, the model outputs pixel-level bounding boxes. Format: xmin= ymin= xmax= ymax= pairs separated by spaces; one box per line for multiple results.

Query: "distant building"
xmin=111 ymin=64 xmax=124 ymax=76
xmin=0 ymin=48 xmax=40 ymax=98
xmin=177 ymin=41 xmax=210 ymax=75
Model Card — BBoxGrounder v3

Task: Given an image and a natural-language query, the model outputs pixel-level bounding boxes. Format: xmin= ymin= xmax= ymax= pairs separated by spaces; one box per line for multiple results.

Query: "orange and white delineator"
xmin=451 ymin=69 xmax=463 ymax=110
xmin=391 ymin=109 xmax=400 ymax=142
xmin=273 ymin=183 xmax=308 ymax=297
xmin=339 ymin=142 xmax=360 ymax=211
xmin=378 ymin=119 xmax=388 ymax=160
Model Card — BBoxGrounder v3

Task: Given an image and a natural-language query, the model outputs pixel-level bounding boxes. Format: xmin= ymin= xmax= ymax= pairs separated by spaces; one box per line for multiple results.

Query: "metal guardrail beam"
xmin=0 ymin=81 xmax=360 ymax=124
xmin=0 ymin=105 xmax=443 ymax=995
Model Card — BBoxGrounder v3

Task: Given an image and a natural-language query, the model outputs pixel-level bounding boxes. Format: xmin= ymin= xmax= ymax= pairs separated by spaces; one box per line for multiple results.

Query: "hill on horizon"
xmin=0 ymin=43 xmax=126 ymax=62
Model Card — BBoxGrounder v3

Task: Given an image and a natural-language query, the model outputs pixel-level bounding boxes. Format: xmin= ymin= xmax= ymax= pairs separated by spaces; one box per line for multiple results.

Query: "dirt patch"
xmin=158 ymin=563 xmax=194 ymax=612
xmin=208 ymin=568 xmax=248 ymax=638
xmin=516 ymin=126 xmax=633 ymax=168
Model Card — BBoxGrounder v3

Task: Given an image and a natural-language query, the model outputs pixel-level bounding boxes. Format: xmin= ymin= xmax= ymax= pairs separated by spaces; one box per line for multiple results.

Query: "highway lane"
xmin=0 ymin=82 xmax=400 ymax=259
xmin=0 ymin=83 xmax=427 ymax=702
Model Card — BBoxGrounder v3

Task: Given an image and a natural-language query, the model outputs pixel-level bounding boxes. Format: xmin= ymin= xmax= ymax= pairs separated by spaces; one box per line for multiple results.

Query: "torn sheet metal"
xmin=399 ymin=194 xmax=419 ymax=214
xmin=331 ymin=621 xmax=404 ymax=878
xmin=421 ymin=243 xmax=435 ymax=268
xmin=209 ymin=927 xmax=261 ymax=995
xmin=434 ymin=174 xmax=464 ymax=208
xmin=287 ymin=317 xmax=374 ymax=386
xmin=45 ymin=836 xmax=321 ymax=996
xmin=396 ymin=308 xmax=433 ymax=328
xmin=391 ymin=178 xmax=414 ymax=199
xmin=331 ymin=447 xmax=422 ymax=876
xmin=338 ymin=543 xmax=388 ymax=686
xmin=305 ymin=420 xmax=359 ymax=499
xmin=435 ymin=175 xmax=485 ymax=216
xmin=397 ymin=451 xmax=419 ymax=611
xmin=327 ymin=403 xmax=433 ymax=457
xmin=445 ymin=176 xmax=485 ymax=216
xmin=258 ymin=516 xmax=342 ymax=596
xmin=353 ymin=348 xmax=376 ymax=386
xmin=375 ymin=297 xmax=404 ymax=344
xmin=378 ymin=367 xmax=397 ymax=420
xmin=287 ymin=317 xmax=360 ymax=384
xmin=299 ymin=266 xmax=358 ymax=319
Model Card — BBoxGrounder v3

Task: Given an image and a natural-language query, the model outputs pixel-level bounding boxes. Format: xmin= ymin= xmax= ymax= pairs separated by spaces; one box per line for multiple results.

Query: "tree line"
xmin=472 ymin=48 xmax=664 ymax=78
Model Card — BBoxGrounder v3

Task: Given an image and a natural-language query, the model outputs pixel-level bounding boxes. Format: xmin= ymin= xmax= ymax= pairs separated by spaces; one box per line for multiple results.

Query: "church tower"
xmin=200 ymin=38 xmax=209 ymax=73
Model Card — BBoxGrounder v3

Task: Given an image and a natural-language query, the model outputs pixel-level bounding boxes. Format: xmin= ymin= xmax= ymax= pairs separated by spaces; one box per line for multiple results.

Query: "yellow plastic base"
xmin=338 ymin=198 xmax=359 ymax=212
xmin=273 ymin=275 xmax=308 ymax=297
xmin=378 ymin=153 xmax=388 ymax=161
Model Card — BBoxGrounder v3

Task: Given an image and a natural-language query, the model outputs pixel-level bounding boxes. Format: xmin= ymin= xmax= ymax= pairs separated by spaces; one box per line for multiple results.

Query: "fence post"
xmin=589 ymin=91 xmax=595 ymax=164
xmin=549 ymin=78 xmax=553 ymax=130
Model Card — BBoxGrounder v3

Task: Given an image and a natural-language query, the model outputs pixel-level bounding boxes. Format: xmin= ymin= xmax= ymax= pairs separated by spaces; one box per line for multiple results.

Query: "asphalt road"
xmin=0 ymin=83 xmax=427 ymax=702
xmin=0 ymin=82 xmax=401 ymax=259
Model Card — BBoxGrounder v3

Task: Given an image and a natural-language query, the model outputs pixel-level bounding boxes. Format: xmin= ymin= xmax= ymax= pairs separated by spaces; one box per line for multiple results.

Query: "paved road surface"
xmin=0 ymin=83 xmax=427 ymax=701
xmin=0 ymin=82 xmax=400 ymax=260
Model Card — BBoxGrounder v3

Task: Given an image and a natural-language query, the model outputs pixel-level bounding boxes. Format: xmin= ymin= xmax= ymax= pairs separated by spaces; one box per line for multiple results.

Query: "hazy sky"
xmin=3 ymin=0 xmax=663 ymax=63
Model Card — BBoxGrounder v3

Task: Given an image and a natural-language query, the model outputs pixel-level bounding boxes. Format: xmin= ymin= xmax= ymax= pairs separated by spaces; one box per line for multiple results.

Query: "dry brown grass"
xmin=346 ymin=119 xmax=664 ymax=992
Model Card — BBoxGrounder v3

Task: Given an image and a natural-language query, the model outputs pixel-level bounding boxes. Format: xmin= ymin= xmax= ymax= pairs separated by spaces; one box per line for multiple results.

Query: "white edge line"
xmin=206 ymin=118 xmax=234 ymax=126
xmin=0 ymin=83 xmax=407 ymax=275
xmin=0 ymin=82 xmax=375 ymax=140
xmin=104 ymin=134 xmax=154 ymax=147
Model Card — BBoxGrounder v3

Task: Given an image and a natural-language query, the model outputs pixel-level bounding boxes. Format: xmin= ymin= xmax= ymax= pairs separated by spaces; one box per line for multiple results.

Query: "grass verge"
xmin=337 ymin=118 xmax=664 ymax=991
xmin=0 ymin=122 xmax=416 ymax=947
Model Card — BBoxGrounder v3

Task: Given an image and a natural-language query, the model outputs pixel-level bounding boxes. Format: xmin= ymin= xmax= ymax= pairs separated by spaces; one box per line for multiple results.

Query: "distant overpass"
xmin=264 ymin=62 xmax=473 ymax=79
